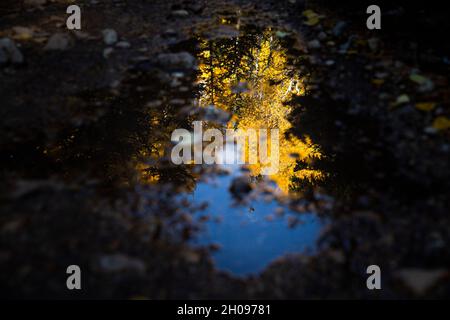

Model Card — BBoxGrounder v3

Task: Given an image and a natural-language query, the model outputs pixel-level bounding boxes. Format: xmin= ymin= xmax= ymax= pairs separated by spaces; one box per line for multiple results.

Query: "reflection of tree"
xmin=125 ymin=73 xmax=196 ymax=191
xmin=198 ymin=27 xmax=326 ymax=192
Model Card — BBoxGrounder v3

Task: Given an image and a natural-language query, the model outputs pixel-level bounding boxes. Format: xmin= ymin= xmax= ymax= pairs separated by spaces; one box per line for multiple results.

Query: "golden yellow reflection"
xmin=197 ymin=28 xmax=326 ymax=192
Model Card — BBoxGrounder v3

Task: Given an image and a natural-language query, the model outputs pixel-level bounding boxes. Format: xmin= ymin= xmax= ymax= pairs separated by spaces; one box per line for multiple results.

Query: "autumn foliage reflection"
xmin=197 ymin=28 xmax=326 ymax=192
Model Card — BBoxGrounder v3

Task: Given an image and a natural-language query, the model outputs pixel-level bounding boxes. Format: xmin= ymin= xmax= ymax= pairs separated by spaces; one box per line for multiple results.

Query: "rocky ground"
xmin=0 ymin=0 xmax=449 ymax=299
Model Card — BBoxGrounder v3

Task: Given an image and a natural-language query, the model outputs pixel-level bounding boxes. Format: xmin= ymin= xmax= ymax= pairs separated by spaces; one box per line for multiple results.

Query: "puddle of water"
xmin=45 ymin=15 xmax=330 ymax=277
xmin=189 ymin=162 xmax=322 ymax=276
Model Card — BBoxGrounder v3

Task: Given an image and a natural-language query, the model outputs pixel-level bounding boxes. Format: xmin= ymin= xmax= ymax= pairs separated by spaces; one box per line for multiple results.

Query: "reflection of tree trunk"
xmin=263 ymin=35 xmax=274 ymax=73
xmin=233 ymin=9 xmax=241 ymax=113
xmin=233 ymin=9 xmax=241 ymax=76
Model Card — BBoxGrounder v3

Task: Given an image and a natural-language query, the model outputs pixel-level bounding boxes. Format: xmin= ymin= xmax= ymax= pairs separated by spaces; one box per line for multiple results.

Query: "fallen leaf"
xmin=304 ymin=16 xmax=320 ymax=26
xmin=415 ymin=102 xmax=436 ymax=112
xmin=409 ymin=73 xmax=434 ymax=92
xmin=12 ymin=26 xmax=34 ymax=41
xmin=302 ymin=10 xmax=317 ymax=18
xmin=409 ymin=73 xmax=429 ymax=85
xmin=432 ymin=116 xmax=450 ymax=131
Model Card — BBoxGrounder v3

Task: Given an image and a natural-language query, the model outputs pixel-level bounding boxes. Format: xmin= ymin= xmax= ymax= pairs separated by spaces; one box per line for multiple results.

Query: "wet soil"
xmin=0 ymin=0 xmax=449 ymax=299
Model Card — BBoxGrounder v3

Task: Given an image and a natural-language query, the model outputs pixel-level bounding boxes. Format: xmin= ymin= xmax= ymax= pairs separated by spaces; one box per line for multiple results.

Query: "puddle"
xmin=189 ymin=163 xmax=322 ymax=276
xmin=29 ymin=13 xmax=330 ymax=277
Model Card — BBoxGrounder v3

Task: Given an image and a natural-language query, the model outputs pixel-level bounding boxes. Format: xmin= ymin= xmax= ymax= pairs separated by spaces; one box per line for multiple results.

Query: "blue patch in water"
xmin=189 ymin=168 xmax=322 ymax=276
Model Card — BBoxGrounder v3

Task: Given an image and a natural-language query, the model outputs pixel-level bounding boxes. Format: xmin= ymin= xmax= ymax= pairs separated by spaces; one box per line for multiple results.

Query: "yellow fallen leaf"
xmin=409 ymin=73 xmax=429 ymax=85
xmin=12 ymin=26 xmax=33 ymax=41
xmin=304 ymin=16 xmax=320 ymax=26
xmin=432 ymin=116 xmax=450 ymax=131
xmin=302 ymin=10 xmax=317 ymax=18
xmin=415 ymin=102 xmax=436 ymax=112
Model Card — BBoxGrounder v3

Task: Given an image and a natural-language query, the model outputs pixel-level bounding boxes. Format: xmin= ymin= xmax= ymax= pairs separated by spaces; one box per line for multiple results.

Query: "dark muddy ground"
xmin=0 ymin=0 xmax=449 ymax=299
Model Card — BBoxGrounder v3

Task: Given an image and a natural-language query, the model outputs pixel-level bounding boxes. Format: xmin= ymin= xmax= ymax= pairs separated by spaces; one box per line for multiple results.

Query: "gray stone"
xmin=116 ymin=41 xmax=131 ymax=48
xmin=0 ymin=38 xmax=24 ymax=64
xmin=44 ymin=33 xmax=71 ymax=51
xmin=102 ymin=29 xmax=118 ymax=45
xmin=307 ymin=39 xmax=321 ymax=49
xmin=318 ymin=32 xmax=327 ymax=40
xmin=332 ymin=21 xmax=347 ymax=36
xmin=98 ymin=254 xmax=146 ymax=273
xmin=156 ymin=52 xmax=196 ymax=69
xmin=172 ymin=10 xmax=189 ymax=17
xmin=103 ymin=47 xmax=114 ymax=59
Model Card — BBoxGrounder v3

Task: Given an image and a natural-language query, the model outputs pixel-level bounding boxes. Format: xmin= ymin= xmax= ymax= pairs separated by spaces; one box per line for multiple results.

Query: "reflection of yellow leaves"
xmin=197 ymin=30 xmax=324 ymax=193
xmin=415 ymin=102 xmax=436 ymax=112
xmin=432 ymin=116 xmax=450 ymax=131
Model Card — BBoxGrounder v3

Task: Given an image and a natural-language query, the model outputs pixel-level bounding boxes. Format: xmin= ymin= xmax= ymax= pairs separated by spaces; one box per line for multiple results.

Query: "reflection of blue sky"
xmin=189 ymin=160 xmax=322 ymax=277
